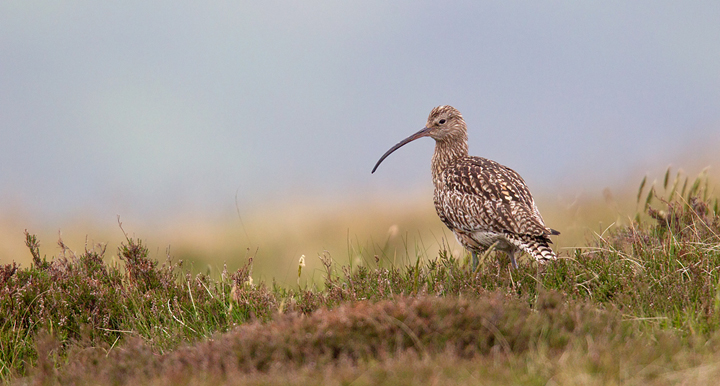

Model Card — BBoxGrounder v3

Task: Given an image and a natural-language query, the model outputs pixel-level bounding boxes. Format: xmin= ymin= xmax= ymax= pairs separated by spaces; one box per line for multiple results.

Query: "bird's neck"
xmin=431 ymin=136 xmax=469 ymax=185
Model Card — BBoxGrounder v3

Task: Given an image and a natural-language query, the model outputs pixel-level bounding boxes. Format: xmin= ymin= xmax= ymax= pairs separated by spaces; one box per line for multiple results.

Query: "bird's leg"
xmin=471 ymin=251 xmax=479 ymax=271
xmin=508 ymin=250 xmax=518 ymax=269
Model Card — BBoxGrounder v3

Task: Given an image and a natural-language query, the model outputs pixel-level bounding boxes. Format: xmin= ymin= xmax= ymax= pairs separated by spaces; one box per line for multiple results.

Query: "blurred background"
xmin=1 ymin=1 xmax=719 ymax=285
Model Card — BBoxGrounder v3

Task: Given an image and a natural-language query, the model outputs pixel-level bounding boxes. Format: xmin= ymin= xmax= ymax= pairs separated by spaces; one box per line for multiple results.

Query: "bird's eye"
xmin=438 ymin=119 xmax=446 ymax=125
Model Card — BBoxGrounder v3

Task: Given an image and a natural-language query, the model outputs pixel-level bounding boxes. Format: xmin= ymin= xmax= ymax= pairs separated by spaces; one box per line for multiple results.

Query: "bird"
xmin=371 ymin=105 xmax=559 ymax=270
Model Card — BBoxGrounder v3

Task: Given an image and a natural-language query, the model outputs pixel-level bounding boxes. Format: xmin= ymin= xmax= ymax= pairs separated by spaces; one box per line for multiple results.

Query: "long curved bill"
xmin=371 ymin=127 xmax=433 ymax=173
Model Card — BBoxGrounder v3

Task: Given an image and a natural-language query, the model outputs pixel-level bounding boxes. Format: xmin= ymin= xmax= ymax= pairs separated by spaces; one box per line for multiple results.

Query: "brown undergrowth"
xmin=2 ymin=172 xmax=720 ymax=384
xmin=32 ymin=293 xmax=627 ymax=385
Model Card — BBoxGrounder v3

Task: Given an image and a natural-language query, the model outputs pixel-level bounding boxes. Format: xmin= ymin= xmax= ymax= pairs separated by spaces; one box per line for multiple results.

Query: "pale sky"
xmin=1 ymin=1 xmax=719 ymax=224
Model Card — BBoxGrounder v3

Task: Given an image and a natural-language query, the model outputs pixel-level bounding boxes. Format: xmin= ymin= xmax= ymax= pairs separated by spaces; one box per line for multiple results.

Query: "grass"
xmin=2 ymin=170 xmax=720 ymax=384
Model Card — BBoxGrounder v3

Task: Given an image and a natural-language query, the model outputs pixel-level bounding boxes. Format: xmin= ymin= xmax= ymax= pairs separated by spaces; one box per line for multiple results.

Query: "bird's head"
xmin=371 ymin=105 xmax=467 ymax=173
xmin=424 ymin=105 xmax=467 ymax=141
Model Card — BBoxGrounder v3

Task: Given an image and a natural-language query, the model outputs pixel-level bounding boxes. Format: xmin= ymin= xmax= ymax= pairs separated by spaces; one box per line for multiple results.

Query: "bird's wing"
xmin=436 ymin=157 xmax=552 ymax=237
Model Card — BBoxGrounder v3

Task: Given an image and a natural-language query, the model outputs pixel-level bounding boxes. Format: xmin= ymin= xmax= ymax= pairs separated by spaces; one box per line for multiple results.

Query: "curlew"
xmin=371 ymin=105 xmax=559 ymax=270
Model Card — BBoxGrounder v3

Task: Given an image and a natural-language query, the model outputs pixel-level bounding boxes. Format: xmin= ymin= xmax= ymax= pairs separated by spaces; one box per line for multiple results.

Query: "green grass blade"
xmin=669 ymin=171 xmax=681 ymax=201
xmin=637 ymin=175 xmax=647 ymax=205
xmin=644 ymin=185 xmax=655 ymax=210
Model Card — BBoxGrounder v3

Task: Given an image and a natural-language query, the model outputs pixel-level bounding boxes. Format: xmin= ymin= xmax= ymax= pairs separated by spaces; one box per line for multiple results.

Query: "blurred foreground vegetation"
xmin=1 ymin=170 xmax=720 ymax=384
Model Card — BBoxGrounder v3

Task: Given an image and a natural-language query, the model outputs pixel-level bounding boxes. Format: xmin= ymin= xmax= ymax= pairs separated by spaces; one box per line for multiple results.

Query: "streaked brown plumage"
xmin=372 ymin=105 xmax=559 ymax=269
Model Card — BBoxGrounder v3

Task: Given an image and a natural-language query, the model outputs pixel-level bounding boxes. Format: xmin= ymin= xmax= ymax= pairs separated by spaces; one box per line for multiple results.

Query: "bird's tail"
xmin=509 ymin=234 xmax=557 ymax=263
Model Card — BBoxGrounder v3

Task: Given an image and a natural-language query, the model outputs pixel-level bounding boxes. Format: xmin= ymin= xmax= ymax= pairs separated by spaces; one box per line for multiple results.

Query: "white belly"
xmin=463 ymin=231 xmax=515 ymax=253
